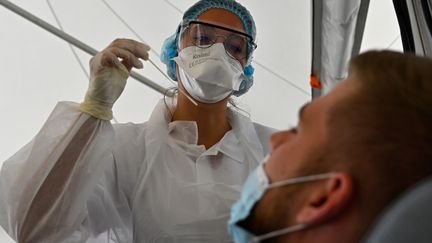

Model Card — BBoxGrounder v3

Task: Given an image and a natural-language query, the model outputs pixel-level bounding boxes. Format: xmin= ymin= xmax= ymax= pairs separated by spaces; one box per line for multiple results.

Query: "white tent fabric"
xmin=0 ymin=0 xmax=402 ymax=242
xmin=312 ymin=0 xmax=370 ymax=94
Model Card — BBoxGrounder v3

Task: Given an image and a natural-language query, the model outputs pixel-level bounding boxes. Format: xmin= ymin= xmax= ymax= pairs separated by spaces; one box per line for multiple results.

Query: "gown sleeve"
xmin=0 ymin=101 xmax=133 ymax=243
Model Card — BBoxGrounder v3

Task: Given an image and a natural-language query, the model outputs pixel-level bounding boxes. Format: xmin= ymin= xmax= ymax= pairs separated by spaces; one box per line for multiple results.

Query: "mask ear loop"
xmin=267 ymin=172 xmax=337 ymax=189
xmin=251 ymin=172 xmax=336 ymax=242
xmin=252 ymin=224 xmax=308 ymax=242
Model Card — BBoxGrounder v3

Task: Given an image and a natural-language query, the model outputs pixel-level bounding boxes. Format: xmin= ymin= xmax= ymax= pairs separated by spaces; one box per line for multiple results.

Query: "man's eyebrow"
xmin=299 ymin=102 xmax=311 ymax=121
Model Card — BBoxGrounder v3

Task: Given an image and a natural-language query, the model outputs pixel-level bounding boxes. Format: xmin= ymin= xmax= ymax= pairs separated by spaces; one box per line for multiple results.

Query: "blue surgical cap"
xmin=160 ymin=0 xmax=256 ymax=96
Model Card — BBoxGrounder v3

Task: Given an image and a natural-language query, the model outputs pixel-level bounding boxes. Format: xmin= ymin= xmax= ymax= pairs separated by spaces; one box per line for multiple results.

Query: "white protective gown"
xmin=0 ymin=99 xmax=275 ymax=243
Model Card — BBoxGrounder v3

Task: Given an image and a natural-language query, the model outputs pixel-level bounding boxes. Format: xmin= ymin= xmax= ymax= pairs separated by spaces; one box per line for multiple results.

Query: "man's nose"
xmin=269 ymin=130 xmax=295 ymax=151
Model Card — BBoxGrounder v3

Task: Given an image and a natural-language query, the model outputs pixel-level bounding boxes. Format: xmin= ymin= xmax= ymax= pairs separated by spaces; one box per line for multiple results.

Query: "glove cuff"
xmin=79 ymin=98 xmax=114 ymax=120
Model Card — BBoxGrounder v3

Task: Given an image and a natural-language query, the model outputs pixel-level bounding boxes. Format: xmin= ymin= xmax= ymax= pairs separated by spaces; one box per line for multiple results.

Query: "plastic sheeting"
xmin=312 ymin=0 xmax=370 ymax=95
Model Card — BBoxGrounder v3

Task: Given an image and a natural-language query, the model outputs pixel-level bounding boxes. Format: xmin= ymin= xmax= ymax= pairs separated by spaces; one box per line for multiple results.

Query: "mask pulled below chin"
xmin=228 ymin=154 xmax=336 ymax=242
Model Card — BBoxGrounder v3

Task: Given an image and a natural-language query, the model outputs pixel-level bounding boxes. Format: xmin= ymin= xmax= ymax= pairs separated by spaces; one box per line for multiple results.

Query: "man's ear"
xmin=295 ymin=173 xmax=354 ymax=225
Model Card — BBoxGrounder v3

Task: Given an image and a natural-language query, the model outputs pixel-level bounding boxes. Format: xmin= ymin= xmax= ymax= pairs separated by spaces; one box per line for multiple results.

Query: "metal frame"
xmin=393 ymin=0 xmax=432 ymax=56
xmin=0 ymin=0 xmax=170 ymax=96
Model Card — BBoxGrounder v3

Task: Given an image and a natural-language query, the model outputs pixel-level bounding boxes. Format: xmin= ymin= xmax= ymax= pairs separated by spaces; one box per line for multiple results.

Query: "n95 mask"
xmin=174 ymin=43 xmax=245 ymax=103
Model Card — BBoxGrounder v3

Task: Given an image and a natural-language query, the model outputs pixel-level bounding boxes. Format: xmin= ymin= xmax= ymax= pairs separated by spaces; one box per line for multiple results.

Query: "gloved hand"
xmin=80 ymin=38 xmax=150 ymax=120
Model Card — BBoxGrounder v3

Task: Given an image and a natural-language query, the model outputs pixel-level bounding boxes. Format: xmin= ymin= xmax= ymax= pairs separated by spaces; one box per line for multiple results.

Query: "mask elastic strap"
xmin=148 ymin=57 xmax=198 ymax=106
xmin=267 ymin=172 xmax=337 ymax=189
xmin=249 ymin=172 xmax=336 ymax=242
xmin=251 ymin=224 xmax=307 ymax=242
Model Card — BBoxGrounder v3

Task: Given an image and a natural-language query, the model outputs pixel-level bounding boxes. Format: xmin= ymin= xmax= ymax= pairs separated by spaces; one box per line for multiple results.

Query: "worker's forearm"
xmin=18 ymin=116 xmax=98 ymax=243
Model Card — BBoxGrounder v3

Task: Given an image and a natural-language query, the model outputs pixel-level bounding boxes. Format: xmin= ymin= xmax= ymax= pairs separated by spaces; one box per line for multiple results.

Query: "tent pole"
xmin=0 ymin=0 xmax=169 ymax=96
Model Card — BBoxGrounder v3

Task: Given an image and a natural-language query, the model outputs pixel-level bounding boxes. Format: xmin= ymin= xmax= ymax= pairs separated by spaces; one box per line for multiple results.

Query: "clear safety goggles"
xmin=180 ymin=20 xmax=257 ymax=62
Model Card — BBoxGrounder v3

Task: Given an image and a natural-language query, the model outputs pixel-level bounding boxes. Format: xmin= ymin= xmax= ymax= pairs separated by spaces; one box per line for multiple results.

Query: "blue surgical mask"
xmin=228 ymin=155 xmax=336 ymax=243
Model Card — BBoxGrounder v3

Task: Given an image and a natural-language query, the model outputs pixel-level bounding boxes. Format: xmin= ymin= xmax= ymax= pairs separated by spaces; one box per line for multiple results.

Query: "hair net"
xmin=160 ymin=0 xmax=256 ymax=96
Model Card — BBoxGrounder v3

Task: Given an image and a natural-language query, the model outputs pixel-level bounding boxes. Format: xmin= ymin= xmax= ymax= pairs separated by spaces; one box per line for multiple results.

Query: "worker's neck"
xmin=172 ymin=92 xmax=231 ymax=149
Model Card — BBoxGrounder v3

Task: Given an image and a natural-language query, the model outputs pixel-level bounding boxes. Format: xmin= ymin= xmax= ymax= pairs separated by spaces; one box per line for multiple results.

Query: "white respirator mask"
xmin=174 ymin=43 xmax=245 ymax=103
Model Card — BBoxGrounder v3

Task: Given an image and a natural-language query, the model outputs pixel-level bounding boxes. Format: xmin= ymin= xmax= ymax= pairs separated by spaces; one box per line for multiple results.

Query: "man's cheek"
xmin=266 ymin=148 xmax=300 ymax=182
xmin=265 ymin=154 xmax=289 ymax=182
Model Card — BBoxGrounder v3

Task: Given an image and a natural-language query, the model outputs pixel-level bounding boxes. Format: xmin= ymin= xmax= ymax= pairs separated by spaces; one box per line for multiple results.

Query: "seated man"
xmin=228 ymin=50 xmax=432 ymax=243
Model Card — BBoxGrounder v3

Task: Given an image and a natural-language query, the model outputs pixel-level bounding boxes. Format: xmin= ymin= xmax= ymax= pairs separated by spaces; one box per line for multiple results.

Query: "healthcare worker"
xmin=0 ymin=0 xmax=275 ymax=242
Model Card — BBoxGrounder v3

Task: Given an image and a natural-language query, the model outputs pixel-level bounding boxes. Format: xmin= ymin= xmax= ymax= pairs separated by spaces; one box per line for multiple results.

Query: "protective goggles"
xmin=180 ymin=20 xmax=257 ymax=62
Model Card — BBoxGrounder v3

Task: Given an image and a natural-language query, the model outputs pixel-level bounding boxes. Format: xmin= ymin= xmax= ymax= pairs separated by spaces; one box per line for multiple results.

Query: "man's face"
xmin=240 ymin=77 xmax=360 ymax=240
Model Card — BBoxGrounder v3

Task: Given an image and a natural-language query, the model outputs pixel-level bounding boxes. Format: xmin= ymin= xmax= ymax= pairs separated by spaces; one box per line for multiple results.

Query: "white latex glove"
xmin=80 ymin=39 xmax=150 ymax=120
